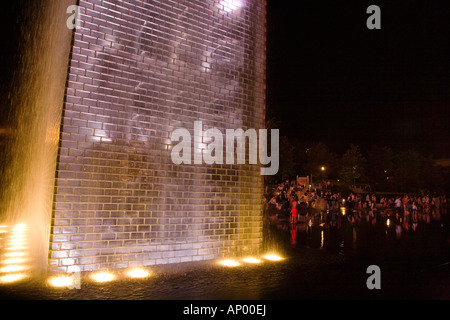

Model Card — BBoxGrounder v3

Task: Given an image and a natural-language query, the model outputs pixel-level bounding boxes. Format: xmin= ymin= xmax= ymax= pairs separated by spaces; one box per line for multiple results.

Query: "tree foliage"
xmin=272 ymin=139 xmax=448 ymax=193
xmin=338 ymin=144 xmax=365 ymax=185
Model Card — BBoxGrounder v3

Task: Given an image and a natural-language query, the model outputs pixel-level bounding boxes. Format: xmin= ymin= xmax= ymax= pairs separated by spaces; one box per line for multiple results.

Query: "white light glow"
xmin=220 ymin=0 xmax=244 ymax=12
xmin=1 ymin=258 xmax=27 ymax=265
xmin=6 ymin=246 xmax=26 ymax=251
xmin=3 ymin=252 xmax=26 ymax=258
xmin=8 ymin=238 xmax=26 ymax=244
xmin=8 ymin=234 xmax=26 ymax=239
xmin=48 ymin=275 xmax=76 ymax=288
xmin=0 ymin=265 xmax=28 ymax=273
xmin=127 ymin=268 xmax=151 ymax=279
xmin=0 ymin=273 xmax=27 ymax=284
xmin=13 ymin=224 xmax=27 ymax=231
xmin=262 ymin=254 xmax=283 ymax=261
xmin=242 ymin=257 xmax=262 ymax=264
xmin=219 ymin=259 xmax=241 ymax=267
xmin=90 ymin=271 xmax=115 ymax=283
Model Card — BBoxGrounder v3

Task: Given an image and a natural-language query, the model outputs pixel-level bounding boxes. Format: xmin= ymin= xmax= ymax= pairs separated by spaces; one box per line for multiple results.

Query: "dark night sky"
xmin=0 ymin=1 xmax=448 ymax=158
xmin=266 ymin=0 xmax=450 ymax=157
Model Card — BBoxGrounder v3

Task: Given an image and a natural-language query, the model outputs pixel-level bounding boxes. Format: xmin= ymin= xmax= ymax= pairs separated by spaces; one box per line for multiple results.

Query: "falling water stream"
xmin=0 ymin=0 xmax=75 ymax=273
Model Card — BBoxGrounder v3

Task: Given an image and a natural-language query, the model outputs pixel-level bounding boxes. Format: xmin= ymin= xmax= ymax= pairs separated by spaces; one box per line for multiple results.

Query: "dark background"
xmin=266 ymin=0 xmax=450 ymax=157
xmin=1 ymin=1 xmax=449 ymax=158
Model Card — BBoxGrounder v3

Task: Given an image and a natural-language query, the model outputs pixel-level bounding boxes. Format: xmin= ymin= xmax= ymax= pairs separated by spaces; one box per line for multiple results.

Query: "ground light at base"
xmin=90 ymin=271 xmax=116 ymax=283
xmin=242 ymin=257 xmax=262 ymax=264
xmin=126 ymin=268 xmax=151 ymax=279
xmin=0 ymin=273 xmax=28 ymax=284
xmin=218 ymin=259 xmax=241 ymax=267
xmin=262 ymin=254 xmax=283 ymax=261
xmin=219 ymin=254 xmax=284 ymax=267
xmin=48 ymin=274 xmax=76 ymax=288
xmin=42 ymin=255 xmax=285 ymax=288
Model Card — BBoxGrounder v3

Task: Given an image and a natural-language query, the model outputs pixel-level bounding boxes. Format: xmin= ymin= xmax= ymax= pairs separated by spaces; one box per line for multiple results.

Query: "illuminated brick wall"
xmin=49 ymin=0 xmax=266 ymax=272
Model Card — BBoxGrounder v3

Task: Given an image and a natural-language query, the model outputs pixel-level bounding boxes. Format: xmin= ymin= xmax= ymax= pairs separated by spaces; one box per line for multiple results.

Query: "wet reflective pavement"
xmin=0 ymin=208 xmax=449 ymax=300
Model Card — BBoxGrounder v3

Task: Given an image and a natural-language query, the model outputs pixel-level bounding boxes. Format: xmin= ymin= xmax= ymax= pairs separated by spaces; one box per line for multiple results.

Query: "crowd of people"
xmin=384 ymin=194 xmax=447 ymax=232
xmin=265 ymin=180 xmax=318 ymax=221
xmin=265 ymin=179 xmax=448 ymax=232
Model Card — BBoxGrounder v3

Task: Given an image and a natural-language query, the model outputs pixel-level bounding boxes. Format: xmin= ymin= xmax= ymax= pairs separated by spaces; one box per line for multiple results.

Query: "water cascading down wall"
xmin=0 ymin=0 xmax=77 ymax=272
xmin=48 ymin=0 xmax=266 ymax=273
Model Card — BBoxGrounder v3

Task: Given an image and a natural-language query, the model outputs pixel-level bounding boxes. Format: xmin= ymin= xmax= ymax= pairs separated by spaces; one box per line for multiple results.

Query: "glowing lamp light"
xmin=219 ymin=259 xmax=241 ymax=267
xmin=242 ymin=257 xmax=262 ymax=264
xmin=3 ymin=252 xmax=26 ymax=258
xmin=1 ymin=258 xmax=27 ymax=265
xmin=127 ymin=268 xmax=150 ymax=279
xmin=6 ymin=246 xmax=26 ymax=251
xmin=13 ymin=224 xmax=27 ymax=231
xmin=8 ymin=238 xmax=27 ymax=244
xmin=48 ymin=275 xmax=76 ymax=288
xmin=262 ymin=254 xmax=283 ymax=262
xmin=0 ymin=273 xmax=27 ymax=284
xmin=9 ymin=234 xmax=26 ymax=239
xmin=90 ymin=271 xmax=115 ymax=283
xmin=0 ymin=265 xmax=28 ymax=273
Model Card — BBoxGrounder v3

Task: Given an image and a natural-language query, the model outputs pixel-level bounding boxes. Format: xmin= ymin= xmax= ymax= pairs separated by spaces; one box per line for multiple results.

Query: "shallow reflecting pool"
xmin=0 ymin=209 xmax=449 ymax=300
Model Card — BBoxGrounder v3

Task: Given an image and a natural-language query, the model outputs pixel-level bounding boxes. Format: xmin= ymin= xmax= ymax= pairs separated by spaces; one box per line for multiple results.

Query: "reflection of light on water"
xmin=127 ymin=268 xmax=151 ymax=279
xmin=220 ymin=254 xmax=283 ymax=265
xmin=2 ymin=258 xmax=27 ymax=265
xmin=242 ymin=257 xmax=262 ymax=264
xmin=386 ymin=219 xmax=391 ymax=227
xmin=320 ymin=230 xmax=324 ymax=249
xmin=0 ymin=223 xmax=30 ymax=283
xmin=0 ymin=265 xmax=28 ymax=273
xmin=340 ymin=207 xmax=346 ymax=215
xmin=90 ymin=271 xmax=115 ymax=283
xmin=262 ymin=254 xmax=283 ymax=261
xmin=8 ymin=240 xmax=27 ymax=246
xmin=13 ymin=224 xmax=27 ymax=230
xmin=3 ymin=252 xmax=25 ymax=258
xmin=219 ymin=259 xmax=241 ymax=267
xmin=48 ymin=274 xmax=76 ymax=288
xmin=0 ymin=273 xmax=27 ymax=284
xmin=9 ymin=235 xmax=26 ymax=241
xmin=6 ymin=246 xmax=26 ymax=252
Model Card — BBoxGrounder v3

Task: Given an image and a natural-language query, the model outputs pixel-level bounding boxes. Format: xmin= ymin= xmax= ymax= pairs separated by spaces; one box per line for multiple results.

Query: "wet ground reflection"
xmin=0 ymin=208 xmax=449 ymax=300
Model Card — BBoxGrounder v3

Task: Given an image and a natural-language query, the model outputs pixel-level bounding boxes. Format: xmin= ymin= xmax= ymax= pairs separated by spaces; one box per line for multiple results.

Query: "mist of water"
xmin=0 ymin=0 xmax=75 ymax=272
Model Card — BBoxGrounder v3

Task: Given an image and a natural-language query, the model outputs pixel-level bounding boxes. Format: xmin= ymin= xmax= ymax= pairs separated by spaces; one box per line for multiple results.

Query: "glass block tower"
xmin=50 ymin=0 xmax=266 ymax=272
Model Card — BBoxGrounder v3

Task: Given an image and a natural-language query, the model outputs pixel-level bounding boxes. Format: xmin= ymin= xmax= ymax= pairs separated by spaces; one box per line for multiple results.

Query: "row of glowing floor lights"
xmin=0 ymin=224 xmax=30 ymax=284
xmin=47 ymin=253 xmax=284 ymax=288
xmin=0 ymin=224 xmax=284 ymax=286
